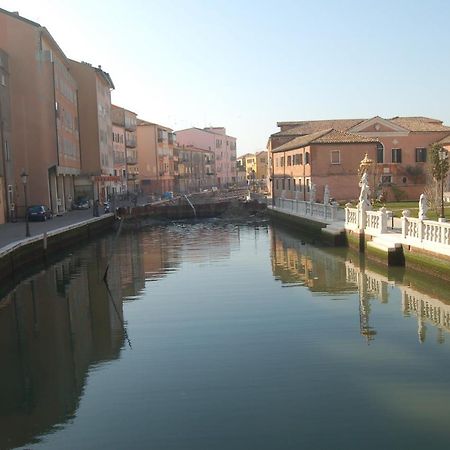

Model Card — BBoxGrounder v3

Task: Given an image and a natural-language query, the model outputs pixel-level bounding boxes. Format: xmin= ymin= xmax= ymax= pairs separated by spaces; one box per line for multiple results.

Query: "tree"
xmin=428 ymin=143 xmax=449 ymax=218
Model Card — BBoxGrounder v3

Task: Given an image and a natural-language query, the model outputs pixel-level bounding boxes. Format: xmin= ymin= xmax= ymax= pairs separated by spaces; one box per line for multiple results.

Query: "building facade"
xmin=136 ymin=120 xmax=175 ymax=195
xmin=174 ymin=145 xmax=215 ymax=193
xmin=0 ymin=49 xmax=12 ymax=223
xmin=269 ymin=116 xmax=450 ymax=202
xmin=176 ymin=127 xmax=237 ymax=187
xmin=111 ymin=105 xmax=138 ymax=194
xmin=0 ymin=9 xmax=82 ymax=217
xmin=69 ymin=60 xmax=116 ymax=203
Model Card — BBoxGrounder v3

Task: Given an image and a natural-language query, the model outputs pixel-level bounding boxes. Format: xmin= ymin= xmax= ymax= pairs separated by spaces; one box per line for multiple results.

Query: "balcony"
xmin=126 ymin=155 xmax=138 ymax=165
xmin=125 ymin=135 xmax=137 ymax=148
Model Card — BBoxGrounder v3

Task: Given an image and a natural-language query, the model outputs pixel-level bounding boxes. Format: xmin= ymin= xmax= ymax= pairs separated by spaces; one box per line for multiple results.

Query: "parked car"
xmin=73 ymin=198 xmax=90 ymax=210
xmin=27 ymin=205 xmax=53 ymax=221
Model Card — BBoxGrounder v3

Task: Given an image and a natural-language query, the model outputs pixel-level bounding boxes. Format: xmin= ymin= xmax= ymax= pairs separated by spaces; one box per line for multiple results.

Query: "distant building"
xmin=268 ymin=116 xmax=450 ymax=202
xmin=136 ymin=120 xmax=175 ymax=195
xmin=69 ymin=60 xmax=116 ymax=203
xmin=0 ymin=8 xmax=82 ymax=217
xmin=237 ymin=151 xmax=268 ymax=189
xmin=174 ymin=145 xmax=215 ymax=193
xmin=176 ymin=127 xmax=237 ymax=187
xmin=111 ymin=105 xmax=138 ymax=194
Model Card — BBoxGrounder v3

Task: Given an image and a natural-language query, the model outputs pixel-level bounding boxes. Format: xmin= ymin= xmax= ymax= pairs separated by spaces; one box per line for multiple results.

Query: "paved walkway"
xmin=0 ymin=209 xmax=104 ymax=249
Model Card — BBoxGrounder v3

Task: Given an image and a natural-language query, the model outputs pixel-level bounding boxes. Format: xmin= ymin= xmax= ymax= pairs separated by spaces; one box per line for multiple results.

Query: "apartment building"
xmin=136 ymin=120 xmax=175 ymax=195
xmin=174 ymin=145 xmax=215 ymax=193
xmin=69 ymin=60 xmax=116 ymax=203
xmin=0 ymin=8 xmax=81 ymax=217
xmin=269 ymin=116 xmax=450 ymax=202
xmin=0 ymin=49 xmax=12 ymax=223
xmin=111 ymin=105 xmax=138 ymax=194
xmin=176 ymin=127 xmax=237 ymax=187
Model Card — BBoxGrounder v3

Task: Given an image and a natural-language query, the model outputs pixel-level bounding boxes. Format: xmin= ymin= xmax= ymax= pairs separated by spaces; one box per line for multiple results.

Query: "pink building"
xmin=269 ymin=116 xmax=450 ymax=202
xmin=176 ymin=127 xmax=237 ymax=187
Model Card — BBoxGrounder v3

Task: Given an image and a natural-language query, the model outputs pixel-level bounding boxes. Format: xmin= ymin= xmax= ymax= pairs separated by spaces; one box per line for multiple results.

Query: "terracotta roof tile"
xmin=390 ymin=117 xmax=450 ymax=132
xmin=273 ymin=119 xmax=365 ymax=137
xmin=272 ymin=129 xmax=378 ymax=153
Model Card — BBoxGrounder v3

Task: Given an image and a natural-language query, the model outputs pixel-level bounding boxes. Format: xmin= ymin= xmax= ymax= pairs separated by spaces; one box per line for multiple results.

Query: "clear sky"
xmin=2 ymin=0 xmax=450 ymax=155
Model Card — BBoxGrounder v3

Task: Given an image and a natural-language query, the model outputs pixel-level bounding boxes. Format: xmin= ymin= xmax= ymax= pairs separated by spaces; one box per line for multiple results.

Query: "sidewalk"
xmin=0 ymin=209 xmax=103 ymax=249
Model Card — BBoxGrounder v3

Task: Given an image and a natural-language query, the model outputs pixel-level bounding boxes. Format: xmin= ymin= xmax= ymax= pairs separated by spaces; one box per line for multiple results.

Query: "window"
xmin=305 ymin=152 xmax=310 ymax=164
xmin=376 ymin=142 xmax=384 ymax=163
xmin=0 ymin=74 xmax=6 ymax=86
xmin=381 ymin=175 xmax=392 ymax=184
xmin=276 ymin=179 xmax=279 ymax=190
xmin=392 ymin=148 xmax=402 ymax=163
xmin=5 ymin=140 xmax=10 ymax=161
xmin=330 ymin=150 xmax=340 ymax=164
xmin=287 ymin=156 xmax=292 ymax=166
xmin=280 ymin=156 xmax=285 ymax=166
xmin=282 ymin=179 xmax=285 ymax=190
xmin=415 ymin=147 xmax=427 ymax=162
xmin=306 ymin=179 xmax=310 ymax=192
xmin=288 ymin=179 xmax=291 ymax=190
xmin=298 ymin=179 xmax=303 ymax=192
xmin=293 ymin=179 xmax=296 ymax=191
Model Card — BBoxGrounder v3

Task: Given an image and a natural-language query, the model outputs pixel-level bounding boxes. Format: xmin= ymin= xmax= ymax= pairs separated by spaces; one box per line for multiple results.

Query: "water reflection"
xmin=0 ymin=239 xmax=126 ymax=449
xmin=270 ymin=226 xmax=450 ymax=344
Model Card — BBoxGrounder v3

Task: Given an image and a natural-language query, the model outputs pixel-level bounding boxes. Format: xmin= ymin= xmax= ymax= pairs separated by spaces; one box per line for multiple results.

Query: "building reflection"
xmin=0 ymin=240 xmax=125 ymax=449
xmin=270 ymin=227 xmax=356 ymax=293
xmin=270 ymin=225 xmax=450 ymax=344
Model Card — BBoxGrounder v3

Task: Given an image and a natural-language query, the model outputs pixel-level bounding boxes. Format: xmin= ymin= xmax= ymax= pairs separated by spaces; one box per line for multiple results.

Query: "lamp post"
xmin=438 ymin=148 xmax=448 ymax=220
xmin=21 ymin=170 xmax=30 ymax=237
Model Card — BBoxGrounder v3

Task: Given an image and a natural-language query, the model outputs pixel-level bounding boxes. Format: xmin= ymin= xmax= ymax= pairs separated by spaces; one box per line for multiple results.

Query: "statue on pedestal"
xmin=309 ymin=183 xmax=316 ymax=203
xmin=323 ymin=185 xmax=330 ymax=204
xmin=419 ymin=193 xmax=428 ymax=220
xmin=358 ymin=172 xmax=371 ymax=211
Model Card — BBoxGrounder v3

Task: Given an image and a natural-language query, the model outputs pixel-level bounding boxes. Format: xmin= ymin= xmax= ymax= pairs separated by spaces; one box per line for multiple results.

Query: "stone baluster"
xmin=380 ymin=207 xmax=388 ymax=234
xmin=402 ymin=210 xmax=410 ymax=238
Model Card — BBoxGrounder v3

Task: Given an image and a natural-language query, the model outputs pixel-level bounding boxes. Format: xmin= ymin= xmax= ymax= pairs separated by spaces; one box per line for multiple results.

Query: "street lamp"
xmin=20 ymin=170 xmax=30 ymax=237
xmin=439 ymin=148 xmax=448 ymax=220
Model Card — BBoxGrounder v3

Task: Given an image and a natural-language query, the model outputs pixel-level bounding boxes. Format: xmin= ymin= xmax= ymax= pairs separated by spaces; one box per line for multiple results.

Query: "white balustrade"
xmin=402 ymin=211 xmax=450 ymax=248
xmin=274 ymin=196 xmax=342 ymax=224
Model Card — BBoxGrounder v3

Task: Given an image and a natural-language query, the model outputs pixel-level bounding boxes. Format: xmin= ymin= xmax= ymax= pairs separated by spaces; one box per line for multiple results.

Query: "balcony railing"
xmin=126 ymin=135 xmax=137 ymax=148
xmin=126 ymin=155 xmax=138 ymax=165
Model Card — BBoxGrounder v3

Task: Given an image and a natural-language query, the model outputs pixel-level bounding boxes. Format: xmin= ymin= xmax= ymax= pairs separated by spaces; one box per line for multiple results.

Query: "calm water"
xmin=1 ymin=222 xmax=450 ymax=449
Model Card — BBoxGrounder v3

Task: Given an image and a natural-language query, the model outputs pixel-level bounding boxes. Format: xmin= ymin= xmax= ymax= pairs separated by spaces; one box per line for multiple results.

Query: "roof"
xmin=390 ymin=117 xmax=450 ymax=132
xmin=0 ymin=7 xmax=41 ymax=28
xmin=137 ymin=119 xmax=173 ymax=131
xmin=437 ymin=134 xmax=450 ymax=145
xmin=111 ymin=104 xmax=137 ymax=115
xmin=272 ymin=129 xmax=378 ymax=153
xmin=274 ymin=119 xmax=365 ymax=137
xmin=176 ymin=127 xmax=237 ymax=140
xmin=273 ymin=116 xmax=450 ymax=137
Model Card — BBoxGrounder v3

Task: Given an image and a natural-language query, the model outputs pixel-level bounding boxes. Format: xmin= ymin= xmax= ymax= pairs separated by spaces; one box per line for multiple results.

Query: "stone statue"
xmin=358 ymin=172 xmax=371 ymax=211
xmin=309 ymin=183 xmax=316 ymax=203
xmin=419 ymin=193 xmax=428 ymax=220
xmin=323 ymin=185 xmax=330 ymax=204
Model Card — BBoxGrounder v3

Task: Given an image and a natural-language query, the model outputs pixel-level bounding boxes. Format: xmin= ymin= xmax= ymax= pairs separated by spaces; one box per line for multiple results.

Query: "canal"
xmin=1 ymin=221 xmax=450 ymax=449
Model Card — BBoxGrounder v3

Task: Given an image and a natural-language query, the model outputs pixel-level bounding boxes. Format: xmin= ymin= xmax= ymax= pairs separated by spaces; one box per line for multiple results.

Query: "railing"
xmin=402 ymin=213 xmax=450 ymax=246
xmin=345 ymin=207 xmax=359 ymax=229
xmin=275 ymin=197 xmax=342 ymax=222
xmin=365 ymin=209 xmax=388 ymax=235
xmin=345 ymin=206 xmax=388 ymax=235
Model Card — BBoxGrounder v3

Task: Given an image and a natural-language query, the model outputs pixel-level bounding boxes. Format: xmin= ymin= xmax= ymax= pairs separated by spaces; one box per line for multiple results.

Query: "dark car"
xmin=72 ymin=198 xmax=90 ymax=210
xmin=27 ymin=205 xmax=53 ymax=221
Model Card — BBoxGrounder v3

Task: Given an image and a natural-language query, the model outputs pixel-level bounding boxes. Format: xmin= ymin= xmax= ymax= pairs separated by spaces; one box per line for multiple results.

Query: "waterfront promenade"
xmin=0 ymin=209 xmax=97 ymax=250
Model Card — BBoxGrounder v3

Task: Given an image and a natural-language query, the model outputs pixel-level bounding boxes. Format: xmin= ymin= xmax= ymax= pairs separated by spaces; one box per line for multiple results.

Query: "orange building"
xmin=111 ymin=105 xmax=138 ymax=194
xmin=69 ymin=60 xmax=116 ymax=203
xmin=269 ymin=116 xmax=450 ymax=202
xmin=0 ymin=8 xmax=81 ymax=217
xmin=136 ymin=120 xmax=175 ymax=195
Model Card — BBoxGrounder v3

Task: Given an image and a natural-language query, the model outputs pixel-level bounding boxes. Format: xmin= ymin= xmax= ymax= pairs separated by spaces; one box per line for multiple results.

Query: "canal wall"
xmin=0 ymin=214 xmax=115 ymax=287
